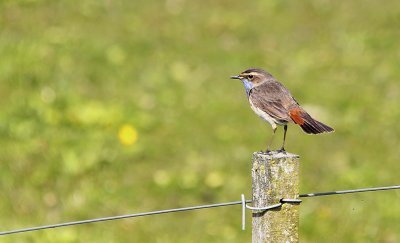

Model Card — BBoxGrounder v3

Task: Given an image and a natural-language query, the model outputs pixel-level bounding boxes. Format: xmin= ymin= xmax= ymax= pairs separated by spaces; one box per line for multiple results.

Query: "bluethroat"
xmin=231 ymin=68 xmax=334 ymax=152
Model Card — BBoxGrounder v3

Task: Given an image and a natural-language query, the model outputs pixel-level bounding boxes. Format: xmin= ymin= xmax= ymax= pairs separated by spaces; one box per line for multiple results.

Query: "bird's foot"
xmin=260 ymin=149 xmax=272 ymax=155
xmin=276 ymin=147 xmax=286 ymax=154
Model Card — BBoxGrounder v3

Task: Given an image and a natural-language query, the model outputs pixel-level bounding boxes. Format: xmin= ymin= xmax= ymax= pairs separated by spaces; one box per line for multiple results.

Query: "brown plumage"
xmin=231 ymin=68 xmax=334 ymax=152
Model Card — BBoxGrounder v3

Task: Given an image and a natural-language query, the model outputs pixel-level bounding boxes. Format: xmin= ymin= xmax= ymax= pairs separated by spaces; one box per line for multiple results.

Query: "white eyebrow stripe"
xmin=241 ymin=72 xmax=260 ymax=77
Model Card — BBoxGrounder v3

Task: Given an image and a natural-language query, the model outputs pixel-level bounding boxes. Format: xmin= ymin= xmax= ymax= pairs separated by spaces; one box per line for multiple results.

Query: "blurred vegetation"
xmin=1 ymin=0 xmax=400 ymax=242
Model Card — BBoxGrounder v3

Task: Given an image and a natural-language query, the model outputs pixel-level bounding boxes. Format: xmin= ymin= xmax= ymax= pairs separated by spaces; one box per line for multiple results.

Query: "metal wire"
xmin=241 ymin=194 xmax=302 ymax=230
xmin=280 ymin=199 xmax=302 ymax=203
xmin=0 ymin=200 xmax=251 ymax=236
xmin=299 ymin=185 xmax=400 ymax=198
xmin=1 ymin=185 xmax=399 ymax=236
xmin=241 ymin=194 xmax=246 ymax=230
xmin=245 ymin=202 xmax=283 ymax=211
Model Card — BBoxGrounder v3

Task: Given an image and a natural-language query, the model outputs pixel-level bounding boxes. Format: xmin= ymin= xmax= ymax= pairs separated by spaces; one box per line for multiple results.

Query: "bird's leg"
xmin=266 ymin=126 xmax=277 ymax=153
xmin=278 ymin=125 xmax=288 ymax=152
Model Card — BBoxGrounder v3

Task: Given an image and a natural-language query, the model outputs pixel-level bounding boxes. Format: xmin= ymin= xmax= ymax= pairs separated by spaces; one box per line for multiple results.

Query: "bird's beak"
xmin=230 ymin=75 xmax=241 ymax=80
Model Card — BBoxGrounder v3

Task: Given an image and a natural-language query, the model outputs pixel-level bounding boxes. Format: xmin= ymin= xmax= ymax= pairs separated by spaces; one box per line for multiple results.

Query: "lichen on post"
xmin=251 ymin=151 xmax=300 ymax=243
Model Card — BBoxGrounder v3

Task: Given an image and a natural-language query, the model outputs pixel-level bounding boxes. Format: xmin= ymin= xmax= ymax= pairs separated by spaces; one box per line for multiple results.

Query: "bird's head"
xmin=230 ymin=68 xmax=274 ymax=95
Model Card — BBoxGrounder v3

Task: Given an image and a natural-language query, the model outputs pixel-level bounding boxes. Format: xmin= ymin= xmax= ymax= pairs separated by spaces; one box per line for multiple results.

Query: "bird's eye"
xmin=248 ymin=75 xmax=254 ymax=79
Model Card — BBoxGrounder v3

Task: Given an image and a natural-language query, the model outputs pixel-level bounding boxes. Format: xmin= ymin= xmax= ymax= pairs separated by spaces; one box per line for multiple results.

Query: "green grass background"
xmin=1 ymin=0 xmax=400 ymax=242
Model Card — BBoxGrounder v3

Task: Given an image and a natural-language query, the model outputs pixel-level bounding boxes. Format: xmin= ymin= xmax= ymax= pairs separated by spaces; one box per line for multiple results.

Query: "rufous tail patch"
xmin=289 ymin=108 xmax=305 ymax=125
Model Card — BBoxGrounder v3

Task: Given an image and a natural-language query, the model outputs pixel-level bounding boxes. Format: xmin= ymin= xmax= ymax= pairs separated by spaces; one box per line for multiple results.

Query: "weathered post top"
xmin=252 ymin=151 xmax=300 ymax=243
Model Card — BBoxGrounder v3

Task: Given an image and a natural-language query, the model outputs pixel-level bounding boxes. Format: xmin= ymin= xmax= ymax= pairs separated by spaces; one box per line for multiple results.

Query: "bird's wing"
xmin=249 ymin=81 xmax=298 ymax=122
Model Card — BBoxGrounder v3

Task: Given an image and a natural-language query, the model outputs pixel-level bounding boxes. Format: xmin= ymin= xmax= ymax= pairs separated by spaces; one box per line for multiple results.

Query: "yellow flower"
xmin=118 ymin=124 xmax=138 ymax=145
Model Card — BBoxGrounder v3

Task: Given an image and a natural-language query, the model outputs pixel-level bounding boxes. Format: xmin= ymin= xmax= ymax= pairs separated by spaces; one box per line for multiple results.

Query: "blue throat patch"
xmin=241 ymin=79 xmax=253 ymax=97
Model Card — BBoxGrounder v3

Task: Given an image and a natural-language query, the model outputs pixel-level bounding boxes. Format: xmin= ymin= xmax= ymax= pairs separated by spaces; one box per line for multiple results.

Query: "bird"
xmin=230 ymin=68 xmax=334 ymax=152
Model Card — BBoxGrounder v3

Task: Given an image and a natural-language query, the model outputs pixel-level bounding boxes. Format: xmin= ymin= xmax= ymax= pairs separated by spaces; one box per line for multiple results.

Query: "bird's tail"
xmin=289 ymin=107 xmax=334 ymax=134
xmin=299 ymin=117 xmax=334 ymax=134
